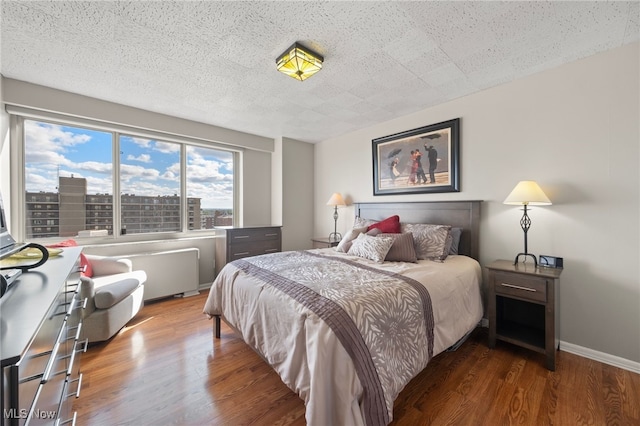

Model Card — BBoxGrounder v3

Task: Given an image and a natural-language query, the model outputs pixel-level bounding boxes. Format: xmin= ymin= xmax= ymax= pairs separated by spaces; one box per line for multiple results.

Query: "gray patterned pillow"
xmin=449 ymin=227 xmax=463 ymax=255
xmin=378 ymin=232 xmax=417 ymax=263
xmin=347 ymin=233 xmax=394 ymax=263
xmin=401 ymin=223 xmax=452 ymax=260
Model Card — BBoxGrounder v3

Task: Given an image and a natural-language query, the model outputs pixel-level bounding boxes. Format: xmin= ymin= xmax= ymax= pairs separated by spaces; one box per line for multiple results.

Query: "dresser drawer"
xmin=227 ymin=228 xmax=281 ymax=243
xmin=494 ymin=271 xmax=547 ymax=303
xmin=215 ymin=226 xmax=283 ymax=275
xmin=228 ymin=241 xmax=280 ymax=260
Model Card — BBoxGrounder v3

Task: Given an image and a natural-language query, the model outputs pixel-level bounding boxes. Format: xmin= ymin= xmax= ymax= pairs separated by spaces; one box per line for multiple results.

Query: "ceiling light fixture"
xmin=276 ymin=42 xmax=323 ymax=81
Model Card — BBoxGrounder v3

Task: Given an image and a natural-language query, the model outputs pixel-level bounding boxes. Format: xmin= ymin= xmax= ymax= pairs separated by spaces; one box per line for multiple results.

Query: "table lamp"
xmin=503 ymin=181 xmax=551 ymax=267
xmin=326 ymin=193 xmax=346 ymax=242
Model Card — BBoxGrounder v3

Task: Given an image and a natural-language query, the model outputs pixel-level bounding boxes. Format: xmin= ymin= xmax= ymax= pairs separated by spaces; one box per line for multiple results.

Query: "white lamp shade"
xmin=504 ymin=181 xmax=552 ymax=206
xmin=326 ymin=193 xmax=346 ymax=206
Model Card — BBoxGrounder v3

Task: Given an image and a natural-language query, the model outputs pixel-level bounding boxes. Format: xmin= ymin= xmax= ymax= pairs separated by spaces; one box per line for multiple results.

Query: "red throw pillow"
xmin=367 ymin=215 xmax=401 ymax=233
xmin=47 ymin=239 xmax=78 ymax=248
xmin=79 ymin=253 xmax=93 ymax=278
xmin=47 ymin=239 xmax=93 ymax=277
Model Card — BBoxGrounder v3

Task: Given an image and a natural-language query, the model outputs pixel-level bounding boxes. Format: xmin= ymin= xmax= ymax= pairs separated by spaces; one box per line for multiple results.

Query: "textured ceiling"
xmin=1 ymin=1 xmax=638 ymax=144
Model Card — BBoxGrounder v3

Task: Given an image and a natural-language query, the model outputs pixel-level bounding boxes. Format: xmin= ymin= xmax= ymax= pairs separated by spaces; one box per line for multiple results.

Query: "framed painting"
xmin=372 ymin=118 xmax=460 ymax=196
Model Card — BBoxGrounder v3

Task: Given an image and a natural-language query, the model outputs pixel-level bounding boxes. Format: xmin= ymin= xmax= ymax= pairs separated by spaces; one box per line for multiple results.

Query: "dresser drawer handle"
xmin=66 ymin=339 xmax=86 ymax=380
xmin=65 ymin=297 xmax=78 ymax=316
xmin=66 ymin=373 xmax=83 ymax=400
xmin=233 ymin=252 xmax=250 ymax=257
xmin=264 ymin=233 xmax=278 ymax=237
xmin=56 ymin=410 xmax=77 ymax=426
xmin=64 ymin=282 xmax=80 ymax=294
xmin=233 ymin=235 xmax=250 ymax=239
xmin=264 ymin=249 xmax=278 ymax=253
xmin=500 ymin=283 xmax=536 ymax=292
xmin=42 ymin=322 xmax=66 ymax=383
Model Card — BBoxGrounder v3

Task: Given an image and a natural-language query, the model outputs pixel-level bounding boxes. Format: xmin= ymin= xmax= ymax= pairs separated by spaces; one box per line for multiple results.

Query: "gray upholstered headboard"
xmin=354 ymin=201 xmax=482 ymax=261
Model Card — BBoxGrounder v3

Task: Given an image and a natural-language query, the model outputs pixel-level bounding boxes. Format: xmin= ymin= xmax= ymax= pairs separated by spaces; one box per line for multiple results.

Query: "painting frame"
xmin=372 ymin=118 xmax=460 ymax=196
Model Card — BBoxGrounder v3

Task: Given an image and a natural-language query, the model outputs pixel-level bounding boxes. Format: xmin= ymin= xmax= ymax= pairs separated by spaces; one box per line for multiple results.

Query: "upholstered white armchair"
xmin=79 ymin=255 xmax=146 ymax=343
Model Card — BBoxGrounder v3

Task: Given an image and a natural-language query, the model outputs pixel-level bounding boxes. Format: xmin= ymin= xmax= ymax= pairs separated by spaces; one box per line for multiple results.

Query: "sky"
xmin=24 ymin=120 xmax=234 ymax=209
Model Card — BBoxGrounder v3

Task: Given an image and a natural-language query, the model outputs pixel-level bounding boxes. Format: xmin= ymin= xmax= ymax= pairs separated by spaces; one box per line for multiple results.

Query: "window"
xmin=186 ymin=145 xmax=234 ymax=230
xmin=119 ymin=135 xmax=181 ymax=235
xmin=22 ymin=118 xmax=235 ymax=240
xmin=24 ymin=120 xmax=112 ymax=239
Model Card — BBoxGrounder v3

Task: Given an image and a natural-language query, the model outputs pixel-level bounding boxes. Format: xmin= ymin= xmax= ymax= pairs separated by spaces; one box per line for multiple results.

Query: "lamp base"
xmin=514 ymin=252 xmax=538 ymax=268
xmin=328 ymin=232 xmax=342 ymax=242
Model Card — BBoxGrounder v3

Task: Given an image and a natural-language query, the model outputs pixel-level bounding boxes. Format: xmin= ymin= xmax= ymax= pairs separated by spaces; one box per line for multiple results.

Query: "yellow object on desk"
xmin=9 ymin=247 xmax=63 ymax=259
xmin=1 ymin=244 xmax=56 ymax=270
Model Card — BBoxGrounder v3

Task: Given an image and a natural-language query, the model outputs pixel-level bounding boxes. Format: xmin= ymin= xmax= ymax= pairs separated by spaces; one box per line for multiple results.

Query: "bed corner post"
xmin=214 ymin=315 xmax=221 ymax=339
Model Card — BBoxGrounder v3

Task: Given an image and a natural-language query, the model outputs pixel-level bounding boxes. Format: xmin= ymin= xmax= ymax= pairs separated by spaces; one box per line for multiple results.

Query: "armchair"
xmin=79 ymin=255 xmax=146 ymax=343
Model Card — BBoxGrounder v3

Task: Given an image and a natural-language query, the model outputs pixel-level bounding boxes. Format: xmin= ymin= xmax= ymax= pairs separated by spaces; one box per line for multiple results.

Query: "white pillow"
xmin=347 ymin=233 xmax=394 ymax=263
xmin=336 ymin=226 xmax=368 ymax=252
xmin=353 ymin=216 xmax=376 ymax=229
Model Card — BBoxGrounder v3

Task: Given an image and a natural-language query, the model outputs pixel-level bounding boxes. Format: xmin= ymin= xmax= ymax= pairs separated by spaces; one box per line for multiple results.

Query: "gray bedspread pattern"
xmin=232 ymin=250 xmax=435 ymax=425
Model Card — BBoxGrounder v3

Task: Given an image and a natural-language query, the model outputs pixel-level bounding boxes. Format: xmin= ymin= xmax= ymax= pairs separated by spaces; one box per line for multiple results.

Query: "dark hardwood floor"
xmin=73 ymin=292 xmax=639 ymax=425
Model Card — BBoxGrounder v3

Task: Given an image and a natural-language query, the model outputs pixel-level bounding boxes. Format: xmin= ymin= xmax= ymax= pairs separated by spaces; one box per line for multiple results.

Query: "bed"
xmin=203 ymin=201 xmax=483 ymax=425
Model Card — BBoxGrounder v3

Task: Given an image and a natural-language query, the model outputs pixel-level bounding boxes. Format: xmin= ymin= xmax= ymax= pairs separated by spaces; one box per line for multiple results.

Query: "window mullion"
xmin=113 ymin=131 xmax=122 ymax=237
xmin=181 ymin=144 xmax=187 ymax=233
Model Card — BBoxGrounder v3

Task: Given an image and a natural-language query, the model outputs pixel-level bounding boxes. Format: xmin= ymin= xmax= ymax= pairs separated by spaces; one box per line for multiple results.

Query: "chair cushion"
xmin=94 ymin=278 xmax=141 ymax=309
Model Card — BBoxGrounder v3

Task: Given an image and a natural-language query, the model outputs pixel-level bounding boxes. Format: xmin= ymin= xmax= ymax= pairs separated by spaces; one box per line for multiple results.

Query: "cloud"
xmin=154 ymin=141 xmax=180 ymax=154
xmin=25 ymin=121 xmax=91 ymax=152
xmin=126 ymin=153 xmax=152 ymax=163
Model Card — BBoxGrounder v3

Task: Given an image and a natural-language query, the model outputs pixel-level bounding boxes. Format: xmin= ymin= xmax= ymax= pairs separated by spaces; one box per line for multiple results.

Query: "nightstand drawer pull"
xmin=233 ymin=235 xmax=250 ymax=239
xmin=233 ymin=252 xmax=250 ymax=257
xmin=500 ymin=283 xmax=536 ymax=292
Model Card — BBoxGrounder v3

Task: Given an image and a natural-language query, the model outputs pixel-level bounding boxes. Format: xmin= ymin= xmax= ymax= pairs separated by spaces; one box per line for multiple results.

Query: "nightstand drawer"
xmin=494 ymin=271 xmax=547 ymax=302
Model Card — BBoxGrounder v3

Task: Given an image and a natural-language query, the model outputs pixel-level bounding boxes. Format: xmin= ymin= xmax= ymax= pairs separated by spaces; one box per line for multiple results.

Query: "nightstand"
xmin=311 ymin=237 xmax=340 ymax=249
xmin=486 ymin=259 xmax=562 ymax=370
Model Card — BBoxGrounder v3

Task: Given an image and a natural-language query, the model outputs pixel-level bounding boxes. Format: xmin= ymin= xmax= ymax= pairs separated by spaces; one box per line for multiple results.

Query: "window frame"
xmin=10 ymin=112 xmax=239 ymax=243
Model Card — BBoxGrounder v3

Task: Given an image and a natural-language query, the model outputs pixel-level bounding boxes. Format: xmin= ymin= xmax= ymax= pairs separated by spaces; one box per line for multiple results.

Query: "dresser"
xmin=215 ymin=226 xmax=282 ymax=275
xmin=1 ymin=247 xmax=85 ymax=425
xmin=486 ymin=259 xmax=562 ymax=371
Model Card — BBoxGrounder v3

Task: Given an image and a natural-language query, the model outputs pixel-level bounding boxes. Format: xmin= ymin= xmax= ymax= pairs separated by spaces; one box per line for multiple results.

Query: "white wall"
xmin=281 ymin=137 xmax=314 ymax=250
xmin=314 ymin=42 xmax=640 ymax=365
xmin=241 ymin=149 xmax=273 ymax=226
xmin=2 ymin=78 xmax=274 ymax=152
xmin=271 ymin=136 xmax=315 ymax=251
xmin=0 ymin=75 xmax=9 ymax=212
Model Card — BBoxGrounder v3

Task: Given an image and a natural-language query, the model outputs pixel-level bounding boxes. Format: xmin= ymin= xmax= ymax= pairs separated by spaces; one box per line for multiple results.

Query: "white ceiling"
xmin=1 ymin=1 xmax=638 ymax=144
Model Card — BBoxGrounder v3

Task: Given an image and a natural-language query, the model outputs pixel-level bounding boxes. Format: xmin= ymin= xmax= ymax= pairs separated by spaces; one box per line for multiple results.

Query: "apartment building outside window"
xmin=21 ymin=118 xmax=235 ymax=240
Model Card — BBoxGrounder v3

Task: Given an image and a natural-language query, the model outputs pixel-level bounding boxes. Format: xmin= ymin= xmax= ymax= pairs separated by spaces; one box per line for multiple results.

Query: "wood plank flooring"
xmin=73 ymin=292 xmax=639 ymax=425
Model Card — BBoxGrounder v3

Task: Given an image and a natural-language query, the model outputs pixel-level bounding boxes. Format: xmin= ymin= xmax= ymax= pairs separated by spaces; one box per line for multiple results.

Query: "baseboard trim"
xmin=559 ymin=341 xmax=640 ymax=374
xmin=479 ymin=319 xmax=639 ymax=374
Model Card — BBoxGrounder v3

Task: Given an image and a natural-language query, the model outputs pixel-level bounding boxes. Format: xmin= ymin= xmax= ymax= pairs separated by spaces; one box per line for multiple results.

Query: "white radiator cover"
xmin=118 ymin=248 xmax=200 ymax=301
